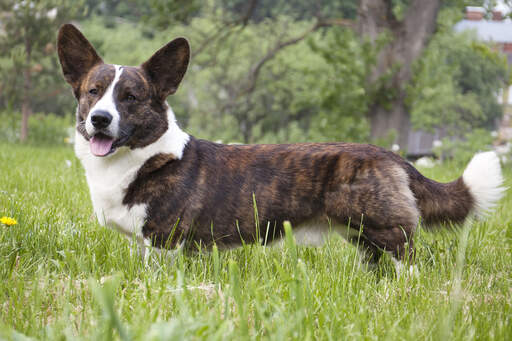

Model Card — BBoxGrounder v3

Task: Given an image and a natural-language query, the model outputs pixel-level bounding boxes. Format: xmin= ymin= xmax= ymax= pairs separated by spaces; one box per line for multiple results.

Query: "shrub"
xmin=0 ymin=111 xmax=72 ymax=146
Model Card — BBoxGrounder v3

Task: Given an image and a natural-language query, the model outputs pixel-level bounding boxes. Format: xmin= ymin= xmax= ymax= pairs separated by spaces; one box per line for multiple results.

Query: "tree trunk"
xmin=369 ymin=98 xmax=410 ymax=148
xmin=357 ymin=0 xmax=441 ymax=150
xmin=20 ymin=33 xmax=32 ymax=142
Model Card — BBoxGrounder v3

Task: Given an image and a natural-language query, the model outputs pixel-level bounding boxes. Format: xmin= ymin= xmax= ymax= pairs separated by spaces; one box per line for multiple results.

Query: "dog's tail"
xmin=407 ymin=151 xmax=506 ymax=228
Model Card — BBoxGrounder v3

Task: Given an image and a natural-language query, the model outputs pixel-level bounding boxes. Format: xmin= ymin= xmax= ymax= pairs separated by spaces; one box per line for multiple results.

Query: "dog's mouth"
xmin=90 ymin=133 xmax=115 ymax=157
xmin=89 ymin=131 xmax=132 ymax=157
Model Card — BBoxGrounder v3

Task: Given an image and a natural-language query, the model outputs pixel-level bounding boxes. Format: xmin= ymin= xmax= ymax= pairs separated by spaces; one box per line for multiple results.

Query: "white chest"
xmin=86 ymin=165 xmax=147 ymax=238
xmin=76 ymin=134 xmax=148 ymax=238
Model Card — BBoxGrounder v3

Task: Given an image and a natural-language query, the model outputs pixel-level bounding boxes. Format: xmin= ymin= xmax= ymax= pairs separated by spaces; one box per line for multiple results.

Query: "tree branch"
xmin=193 ymin=0 xmax=260 ymax=58
xmin=240 ymin=17 xmax=353 ymax=96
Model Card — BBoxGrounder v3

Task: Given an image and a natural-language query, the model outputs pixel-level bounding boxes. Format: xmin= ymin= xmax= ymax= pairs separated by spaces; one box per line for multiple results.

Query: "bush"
xmin=0 ymin=111 xmax=72 ymax=146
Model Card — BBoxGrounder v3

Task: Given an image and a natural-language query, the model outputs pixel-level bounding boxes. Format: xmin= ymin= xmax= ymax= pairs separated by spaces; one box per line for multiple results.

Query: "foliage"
xmin=145 ymin=0 xmax=202 ymax=28
xmin=309 ymin=27 xmax=392 ymax=143
xmin=78 ymin=14 xmax=367 ymax=144
xmin=182 ymin=17 xmax=368 ymax=144
xmin=133 ymin=0 xmax=359 ymax=30
xmin=0 ymin=1 xmax=508 ymax=146
xmin=84 ymin=0 xmax=151 ymax=21
xmin=0 ymin=0 xmax=85 ymax=118
xmin=220 ymin=0 xmax=358 ymax=22
xmin=84 ymin=0 xmax=202 ymax=29
xmin=0 ymin=110 xmax=71 ymax=146
xmin=408 ymin=10 xmax=507 ymax=135
xmin=0 ymin=143 xmax=511 ymax=339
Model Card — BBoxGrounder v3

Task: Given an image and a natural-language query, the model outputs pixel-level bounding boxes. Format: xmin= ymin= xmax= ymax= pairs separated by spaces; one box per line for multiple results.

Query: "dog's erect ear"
xmin=57 ymin=24 xmax=103 ymax=96
xmin=141 ymin=38 xmax=190 ymax=98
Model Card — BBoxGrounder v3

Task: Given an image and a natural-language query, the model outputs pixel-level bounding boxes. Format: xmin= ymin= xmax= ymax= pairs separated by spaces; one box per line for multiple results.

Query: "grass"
xmin=0 ymin=142 xmax=511 ymax=340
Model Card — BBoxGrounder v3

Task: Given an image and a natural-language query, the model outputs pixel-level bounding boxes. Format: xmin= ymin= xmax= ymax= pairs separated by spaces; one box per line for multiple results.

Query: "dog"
xmin=57 ymin=24 xmax=505 ymax=271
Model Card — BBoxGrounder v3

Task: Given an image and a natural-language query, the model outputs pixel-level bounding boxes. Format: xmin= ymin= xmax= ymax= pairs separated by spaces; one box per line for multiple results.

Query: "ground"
xmin=0 ymin=143 xmax=511 ymax=340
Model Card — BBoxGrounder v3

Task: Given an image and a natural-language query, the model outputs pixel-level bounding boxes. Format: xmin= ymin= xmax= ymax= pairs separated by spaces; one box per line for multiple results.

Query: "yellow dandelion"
xmin=0 ymin=216 xmax=17 ymax=226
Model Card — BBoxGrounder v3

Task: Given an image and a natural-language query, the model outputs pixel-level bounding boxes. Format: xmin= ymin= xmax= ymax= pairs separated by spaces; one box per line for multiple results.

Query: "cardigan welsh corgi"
xmin=57 ymin=24 xmax=505 ymax=269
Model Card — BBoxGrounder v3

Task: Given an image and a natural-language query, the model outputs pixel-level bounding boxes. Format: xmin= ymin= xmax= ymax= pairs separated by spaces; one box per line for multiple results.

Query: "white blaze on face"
xmin=85 ymin=65 xmax=124 ymax=138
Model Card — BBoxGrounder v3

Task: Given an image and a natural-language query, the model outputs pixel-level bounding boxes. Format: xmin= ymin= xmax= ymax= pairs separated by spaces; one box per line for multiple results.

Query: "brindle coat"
xmin=123 ymin=138 xmax=473 ymax=262
xmin=57 ymin=24 xmax=475 ymax=265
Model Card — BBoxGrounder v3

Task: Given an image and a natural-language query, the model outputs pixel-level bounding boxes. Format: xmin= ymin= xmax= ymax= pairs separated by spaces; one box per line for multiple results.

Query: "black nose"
xmin=90 ymin=110 xmax=113 ymax=129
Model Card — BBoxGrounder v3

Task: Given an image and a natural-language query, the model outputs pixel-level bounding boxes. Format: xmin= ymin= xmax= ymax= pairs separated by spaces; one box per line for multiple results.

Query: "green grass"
xmin=0 ymin=143 xmax=511 ymax=340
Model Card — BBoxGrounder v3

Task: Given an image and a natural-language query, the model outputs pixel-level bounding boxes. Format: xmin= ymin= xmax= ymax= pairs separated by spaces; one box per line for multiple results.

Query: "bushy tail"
xmin=407 ymin=151 xmax=506 ymax=228
xmin=462 ymin=151 xmax=505 ymax=217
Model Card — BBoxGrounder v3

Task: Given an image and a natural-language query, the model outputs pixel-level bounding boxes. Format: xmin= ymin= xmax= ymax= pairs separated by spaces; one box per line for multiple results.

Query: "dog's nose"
xmin=90 ymin=110 xmax=112 ymax=129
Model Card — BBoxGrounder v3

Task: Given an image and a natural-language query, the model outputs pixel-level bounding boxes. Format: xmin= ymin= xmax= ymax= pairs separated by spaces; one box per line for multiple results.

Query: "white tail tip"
xmin=463 ymin=151 xmax=506 ymax=218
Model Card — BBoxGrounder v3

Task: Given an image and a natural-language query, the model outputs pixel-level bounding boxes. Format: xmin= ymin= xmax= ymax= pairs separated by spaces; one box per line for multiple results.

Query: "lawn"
xmin=0 ymin=143 xmax=511 ymax=340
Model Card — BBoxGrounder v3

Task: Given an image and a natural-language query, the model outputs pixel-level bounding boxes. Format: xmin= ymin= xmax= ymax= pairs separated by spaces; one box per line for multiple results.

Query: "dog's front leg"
xmin=136 ymin=238 xmax=183 ymax=266
xmin=136 ymin=238 xmax=152 ymax=266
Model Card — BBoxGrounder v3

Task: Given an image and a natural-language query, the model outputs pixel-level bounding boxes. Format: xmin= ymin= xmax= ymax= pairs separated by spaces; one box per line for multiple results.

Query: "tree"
xmin=206 ymin=0 xmax=443 ymax=147
xmin=292 ymin=0 xmax=500 ymax=149
xmin=145 ymin=0 xmax=504 ymax=147
xmin=2 ymin=0 xmax=503 ymax=147
xmin=409 ymin=29 xmax=507 ymax=134
xmin=0 ymin=0 xmax=84 ymax=141
xmin=134 ymin=1 xmax=353 ymax=143
xmin=355 ymin=0 xmax=442 ymax=148
xmin=174 ymin=0 xmax=474 ymax=147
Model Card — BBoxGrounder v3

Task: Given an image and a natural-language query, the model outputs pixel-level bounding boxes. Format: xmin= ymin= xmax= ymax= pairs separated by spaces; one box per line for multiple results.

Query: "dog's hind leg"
xmin=345 ymin=226 xmax=415 ymax=273
xmin=361 ymin=223 xmax=418 ymax=277
xmin=327 ymin=160 xmax=421 ymax=274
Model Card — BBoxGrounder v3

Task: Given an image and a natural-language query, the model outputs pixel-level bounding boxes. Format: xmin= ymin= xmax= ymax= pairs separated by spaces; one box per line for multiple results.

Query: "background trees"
xmin=0 ymin=0 xmax=84 ymax=141
xmin=0 ymin=0 xmax=509 ymax=152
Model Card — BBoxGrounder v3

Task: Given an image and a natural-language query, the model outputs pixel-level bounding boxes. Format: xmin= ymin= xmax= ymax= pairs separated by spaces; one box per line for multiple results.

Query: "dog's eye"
xmin=89 ymin=88 xmax=98 ymax=95
xmin=126 ymin=94 xmax=136 ymax=101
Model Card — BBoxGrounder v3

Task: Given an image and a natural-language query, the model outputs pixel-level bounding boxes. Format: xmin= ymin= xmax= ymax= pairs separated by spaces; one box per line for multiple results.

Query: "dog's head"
xmin=57 ymin=24 xmax=189 ymax=157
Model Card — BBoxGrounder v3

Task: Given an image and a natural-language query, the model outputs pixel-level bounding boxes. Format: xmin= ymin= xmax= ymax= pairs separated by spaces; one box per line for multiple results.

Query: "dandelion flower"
xmin=0 ymin=216 xmax=17 ymax=226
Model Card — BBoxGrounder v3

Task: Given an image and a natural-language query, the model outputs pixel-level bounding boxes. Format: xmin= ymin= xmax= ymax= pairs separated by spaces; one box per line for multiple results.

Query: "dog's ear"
xmin=57 ymin=24 xmax=103 ymax=97
xmin=141 ymin=37 xmax=190 ymax=98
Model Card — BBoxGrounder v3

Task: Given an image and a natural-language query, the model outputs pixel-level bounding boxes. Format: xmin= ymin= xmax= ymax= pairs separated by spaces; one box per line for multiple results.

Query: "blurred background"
xmin=1 ymin=0 xmax=511 ymax=163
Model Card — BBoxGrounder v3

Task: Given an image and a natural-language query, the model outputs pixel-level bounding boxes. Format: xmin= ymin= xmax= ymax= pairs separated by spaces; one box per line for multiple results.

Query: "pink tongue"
xmin=90 ymin=135 xmax=114 ymax=156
